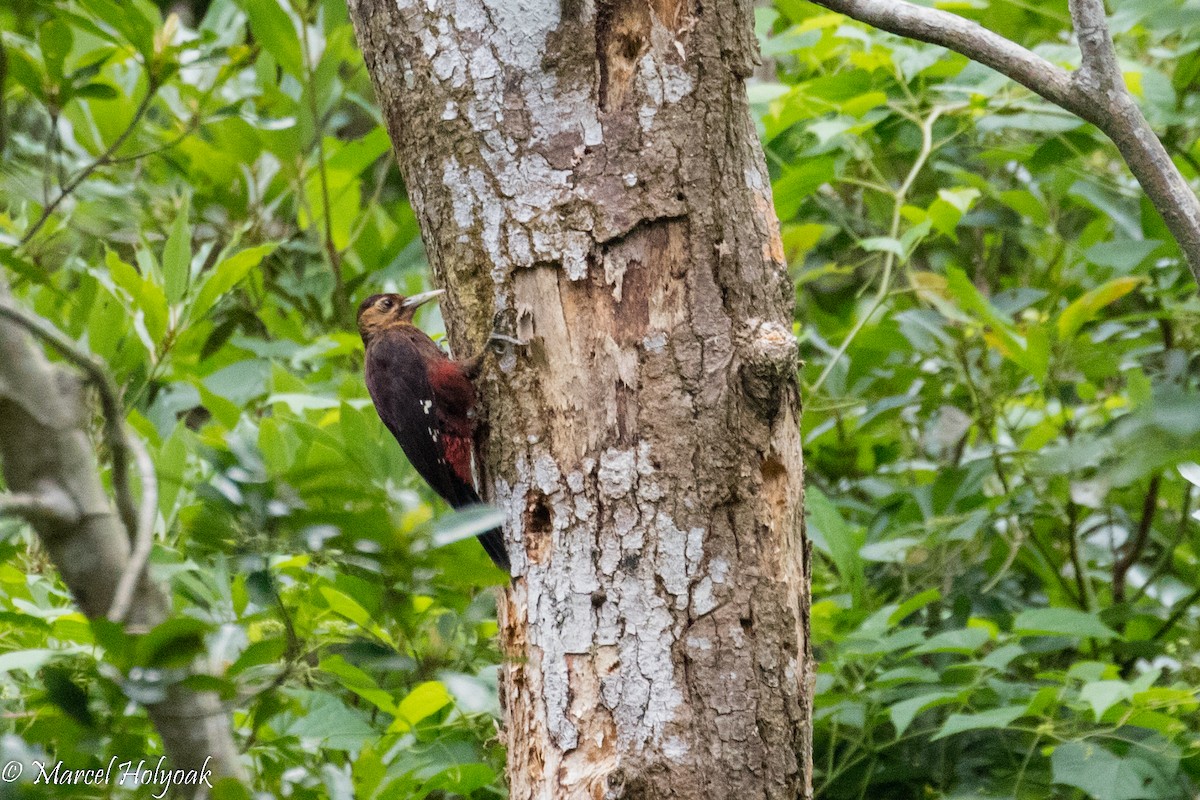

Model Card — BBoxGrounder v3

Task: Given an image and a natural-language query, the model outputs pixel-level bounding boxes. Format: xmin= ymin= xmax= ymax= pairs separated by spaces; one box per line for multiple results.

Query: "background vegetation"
xmin=0 ymin=0 xmax=1198 ymax=797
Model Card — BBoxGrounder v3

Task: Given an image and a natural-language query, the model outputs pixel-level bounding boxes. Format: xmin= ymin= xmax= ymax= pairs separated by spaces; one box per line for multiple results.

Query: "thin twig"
xmin=1130 ymin=482 xmax=1192 ymax=603
xmin=0 ymin=38 xmax=8 ymax=154
xmin=809 ymin=104 xmax=954 ymax=395
xmin=1112 ymin=473 xmax=1161 ymax=604
xmin=298 ymin=11 xmax=346 ymax=310
xmin=107 ymin=74 xmax=223 ymax=166
xmin=0 ymin=299 xmax=138 ymax=539
xmin=338 ymin=152 xmax=395 ymax=259
xmin=19 ymin=81 xmax=157 ymax=246
xmin=981 ymin=517 xmax=1025 ymax=593
xmin=1150 ymin=585 xmax=1200 ymax=643
xmin=107 ymin=434 xmax=157 ymax=622
xmin=1066 ymin=500 xmax=1090 ymax=611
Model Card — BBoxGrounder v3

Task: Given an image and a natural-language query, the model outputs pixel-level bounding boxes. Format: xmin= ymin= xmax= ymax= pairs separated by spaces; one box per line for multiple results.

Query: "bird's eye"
xmin=379 ymin=298 xmax=394 ymax=310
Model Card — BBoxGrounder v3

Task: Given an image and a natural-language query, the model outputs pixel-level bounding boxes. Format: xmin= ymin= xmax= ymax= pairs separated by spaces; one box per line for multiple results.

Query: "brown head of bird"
xmin=356 ymin=289 xmax=445 ymax=345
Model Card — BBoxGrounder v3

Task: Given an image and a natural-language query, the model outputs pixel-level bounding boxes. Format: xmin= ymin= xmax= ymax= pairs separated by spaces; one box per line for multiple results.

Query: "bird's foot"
xmin=487 ymin=332 xmax=526 ymax=348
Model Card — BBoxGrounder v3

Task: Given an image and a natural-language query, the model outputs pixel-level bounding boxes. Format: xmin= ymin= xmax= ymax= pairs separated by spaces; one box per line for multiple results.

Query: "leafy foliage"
xmin=758 ymin=1 xmax=1200 ymax=797
xmin=1 ymin=0 xmax=1199 ymax=798
xmin=1 ymin=0 xmax=504 ymax=796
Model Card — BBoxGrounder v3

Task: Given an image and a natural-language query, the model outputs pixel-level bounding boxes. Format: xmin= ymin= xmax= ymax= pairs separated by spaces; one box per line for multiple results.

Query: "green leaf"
xmin=859 ymin=236 xmax=905 ymax=259
xmin=1056 ymin=276 xmax=1143 ymax=340
xmin=156 ymin=423 xmax=188 ymax=517
xmin=228 ymin=638 xmax=288 ymax=677
xmin=236 ymin=0 xmax=304 ymax=77
xmin=298 ymin=167 xmax=360 ymax=251
xmin=843 ymin=627 xmax=926 ymax=656
xmin=932 ymin=705 xmax=1027 ymax=740
xmin=319 ymin=586 xmax=372 ymax=628
xmin=1014 ymin=608 xmax=1119 ymax=641
xmin=805 ymin=487 xmax=866 ymax=606
xmin=163 ymin=195 xmax=192 ymax=304
xmin=283 ymin=689 xmax=375 ymax=751
xmin=1081 ymin=680 xmax=1132 ymax=721
xmin=420 ymin=764 xmax=496 ymax=796
xmin=887 ymin=589 xmax=942 ymax=626
xmin=104 ymin=249 xmax=167 ymax=347
xmin=75 ymin=0 xmax=157 ymax=61
xmin=6 ymin=47 xmax=47 ymax=101
xmin=943 ymin=267 xmax=1045 ymax=379
xmin=0 ymin=649 xmax=59 ymax=675
xmin=911 ymin=627 xmax=990 ymax=655
xmin=889 ymin=691 xmax=960 ymax=736
xmin=134 ymin=617 xmax=211 ymax=668
xmin=40 ymin=18 xmax=74 ymax=83
xmin=191 ymin=243 xmax=277 ymax=318
xmin=928 ymin=187 xmax=980 ymax=239
xmin=325 ymin=128 xmax=392 ymax=175
xmin=44 ymin=665 xmax=95 ymax=728
xmin=319 ymin=586 xmax=394 ymax=646
xmin=1051 ymin=741 xmax=1178 ymax=800
xmin=388 ymin=681 xmax=452 ymax=732
xmin=773 ymin=156 xmax=837 ymax=219
xmin=1084 ymin=240 xmax=1161 ymax=274
xmin=320 ymin=655 xmax=397 ymax=714
xmin=981 ymin=643 xmax=1025 ymax=671
xmin=73 ymin=82 xmax=120 ymax=100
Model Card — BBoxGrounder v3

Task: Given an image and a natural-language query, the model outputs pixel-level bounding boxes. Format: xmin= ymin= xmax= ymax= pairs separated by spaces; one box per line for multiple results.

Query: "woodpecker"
xmin=357 ymin=290 xmax=510 ymax=571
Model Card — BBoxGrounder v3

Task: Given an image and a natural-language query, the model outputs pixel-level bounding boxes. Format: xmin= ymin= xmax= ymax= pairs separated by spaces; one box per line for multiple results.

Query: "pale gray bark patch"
xmin=349 ymin=0 xmax=812 ymax=796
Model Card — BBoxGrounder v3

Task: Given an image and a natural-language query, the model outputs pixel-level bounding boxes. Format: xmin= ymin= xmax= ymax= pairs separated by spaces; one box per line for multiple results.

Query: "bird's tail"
xmin=478 ymin=526 xmax=511 ymax=572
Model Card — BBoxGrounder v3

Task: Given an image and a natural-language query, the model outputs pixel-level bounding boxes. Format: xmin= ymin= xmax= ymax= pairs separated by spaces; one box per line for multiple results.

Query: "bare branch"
xmin=108 ymin=433 xmax=158 ymax=623
xmin=804 ymin=0 xmax=1200 ymax=287
xmin=1112 ymin=472 xmax=1163 ymax=604
xmin=0 ymin=299 xmax=139 ymax=539
xmin=801 ymin=0 xmax=1095 ymax=122
xmin=1068 ymin=0 xmax=1122 ymax=92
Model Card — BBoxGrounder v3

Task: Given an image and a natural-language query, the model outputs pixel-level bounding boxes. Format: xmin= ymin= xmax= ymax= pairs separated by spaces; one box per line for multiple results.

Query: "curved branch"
xmin=804 ymin=0 xmax=1093 ymax=121
xmin=805 ymin=0 xmax=1200 ymax=288
xmin=108 ymin=433 xmax=158 ymax=622
xmin=0 ymin=299 xmax=138 ymax=539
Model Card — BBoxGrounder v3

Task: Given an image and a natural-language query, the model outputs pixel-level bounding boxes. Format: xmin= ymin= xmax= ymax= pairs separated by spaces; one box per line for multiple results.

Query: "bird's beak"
xmin=401 ymin=289 xmax=446 ymax=309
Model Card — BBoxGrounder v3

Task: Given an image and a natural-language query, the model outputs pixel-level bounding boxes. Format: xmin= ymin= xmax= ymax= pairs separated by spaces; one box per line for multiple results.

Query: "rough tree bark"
xmin=0 ymin=283 xmax=244 ymax=798
xmin=348 ymin=2 xmax=811 ymax=798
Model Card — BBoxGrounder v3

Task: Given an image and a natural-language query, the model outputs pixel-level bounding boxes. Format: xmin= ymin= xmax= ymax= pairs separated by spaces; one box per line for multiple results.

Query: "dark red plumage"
xmin=357 ymin=292 xmax=509 ymax=571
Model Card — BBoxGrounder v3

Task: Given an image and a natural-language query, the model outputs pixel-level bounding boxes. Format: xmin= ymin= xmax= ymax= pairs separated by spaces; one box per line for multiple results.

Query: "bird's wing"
xmin=365 ymin=336 xmax=480 ymax=509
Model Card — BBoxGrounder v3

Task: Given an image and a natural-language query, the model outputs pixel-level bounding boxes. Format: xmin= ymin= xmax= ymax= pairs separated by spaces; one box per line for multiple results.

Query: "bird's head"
xmin=357 ymin=290 xmax=445 ymax=343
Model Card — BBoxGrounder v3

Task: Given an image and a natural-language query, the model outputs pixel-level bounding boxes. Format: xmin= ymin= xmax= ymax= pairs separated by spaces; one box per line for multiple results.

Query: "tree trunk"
xmin=348 ymin=2 xmax=812 ymax=798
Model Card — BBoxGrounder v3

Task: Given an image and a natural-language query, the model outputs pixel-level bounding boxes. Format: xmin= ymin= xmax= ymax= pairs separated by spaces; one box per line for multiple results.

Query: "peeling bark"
xmin=348 ymin=2 xmax=811 ymax=797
